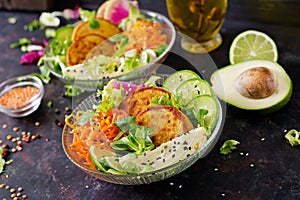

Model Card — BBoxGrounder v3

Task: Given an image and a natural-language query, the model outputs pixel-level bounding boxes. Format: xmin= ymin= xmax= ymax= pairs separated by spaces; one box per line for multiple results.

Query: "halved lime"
xmin=229 ymin=30 xmax=278 ymax=64
xmin=186 ymin=95 xmax=219 ymax=132
xmin=162 ymin=70 xmax=201 ymax=94
xmin=176 ymin=78 xmax=212 ymax=106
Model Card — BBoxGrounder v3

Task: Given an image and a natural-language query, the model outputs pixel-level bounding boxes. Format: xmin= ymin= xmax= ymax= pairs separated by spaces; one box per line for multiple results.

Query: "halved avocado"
xmin=210 ymin=60 xmax=292 ymax=114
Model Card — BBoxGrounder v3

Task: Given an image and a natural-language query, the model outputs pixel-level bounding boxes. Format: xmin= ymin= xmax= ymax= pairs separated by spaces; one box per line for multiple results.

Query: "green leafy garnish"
xmin=118 ymin=4 xmax=145 ymax=30
xmin=78 ymin=8 xmax=99 ymax=29
xmin=8 ymin=17 xmax=17 ymax=24
xmin=124 ymin=56 xmax=139 ymax=71
xmin=220 ymin=139 xmax=240 ymax=155
xmin=79 ymin=8 xmax=96 ymax=22
xmin=113 ymin=36 xmax=129 ymax=57
xmin=24 ymin=19 xmax=40 ymax=31
xmin=285 ymin=129 xmax=300 ymax=147
xmin=150 ymin=93 xmax=180 ymax=109
xmin=89 ymin=19 xmax=100 ymax=29
xmin=144 ymin=76 xmax=161 ymax=87
xmin=196 ymin=109 xmax=209 ymax=129
xmin=78 ymin=110 xmax=98 ymax=125
xmin=154 ymin=44 xmax=168 ymax=56
xmin=0 ymin=147 xmax=12 ymax=174
xmin=64 ymin=84 xmax=85 ymax=97
xmin=109 ymin=34 xmax=127 ymax=42
xmin=45 ymin=28 xmax=56 ymax=38
xmin=10 ymin=38 xmax=31 ymax=48
xmin=110 ymin=116 xmax=155 ymax=155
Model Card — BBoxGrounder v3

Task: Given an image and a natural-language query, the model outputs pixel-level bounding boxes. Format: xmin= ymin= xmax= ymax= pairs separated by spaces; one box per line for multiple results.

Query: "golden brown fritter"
xmin=119 ymin=87 xmax=172 ymax=116
xmin=136 ymin=106 xmax=194 ymax=147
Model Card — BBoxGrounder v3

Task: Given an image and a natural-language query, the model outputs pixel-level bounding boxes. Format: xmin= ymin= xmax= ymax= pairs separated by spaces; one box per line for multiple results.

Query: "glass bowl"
xmin=0 ymin=75 xmax=44 ymax=117
xmin=44 ymin=10 xmax=176 ymax=91
xmin=62 ymin=74 xmax=225 ymax=185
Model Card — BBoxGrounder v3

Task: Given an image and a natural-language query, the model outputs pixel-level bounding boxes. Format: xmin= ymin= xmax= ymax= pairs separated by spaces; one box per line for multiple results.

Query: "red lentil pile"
xmin=0 ymin=86 xmax=39 ymax=109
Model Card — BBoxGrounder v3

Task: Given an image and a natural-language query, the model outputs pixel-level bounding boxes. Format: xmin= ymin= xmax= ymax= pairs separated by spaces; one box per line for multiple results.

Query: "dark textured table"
xmin=1 ymin=0 xmax=300 ymax=199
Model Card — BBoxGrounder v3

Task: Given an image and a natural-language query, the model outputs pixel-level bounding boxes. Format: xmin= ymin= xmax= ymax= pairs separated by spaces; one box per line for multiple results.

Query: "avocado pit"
xmin=235 ymin=67 xmax=277 ymax=99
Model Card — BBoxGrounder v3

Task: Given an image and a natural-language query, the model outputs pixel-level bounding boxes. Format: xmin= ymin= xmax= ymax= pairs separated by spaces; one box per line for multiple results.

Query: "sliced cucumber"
xmin=54 ymin=25 xmax=74 ymax=42
xmin=89 ymin=146 xmax=116 ymax=172
xmin=162 ymin=70 xmax=201 ymax=94
xmin=185 ymin=95 xmax=219 ymax=133
xmin=176 ymin=78 xmax=212 ymax=106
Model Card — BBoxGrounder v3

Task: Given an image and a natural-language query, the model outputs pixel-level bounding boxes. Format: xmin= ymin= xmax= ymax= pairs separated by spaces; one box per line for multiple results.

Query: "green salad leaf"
xmin=150 ymin=93 xmax=180 ymax=109
xmin=110 ymin=116 xmax=155 ymax=155
xmin=220 ymin=139 xmax=240 ymax=155
xmin=78 ymin=110 xmax=98 ymax=126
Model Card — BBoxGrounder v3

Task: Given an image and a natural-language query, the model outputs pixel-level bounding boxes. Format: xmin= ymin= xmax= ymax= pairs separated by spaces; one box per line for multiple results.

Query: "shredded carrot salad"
xmin=65 ymin=108 xmax=128 ymax=170
xmin=117 ymin=20 xmax=167 ymax=52
xmin=0 ymin=86 xmax=39 ymax=109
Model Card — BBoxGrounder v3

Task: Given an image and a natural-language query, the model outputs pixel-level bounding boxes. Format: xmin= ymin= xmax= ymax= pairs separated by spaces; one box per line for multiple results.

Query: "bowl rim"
xmin=62 ymin=74 xmax=225 ymax=182
xmin=0 ymin=75 xmax=44 ymax=111
xmin=44 ymin=9 xmax=176 ymax=85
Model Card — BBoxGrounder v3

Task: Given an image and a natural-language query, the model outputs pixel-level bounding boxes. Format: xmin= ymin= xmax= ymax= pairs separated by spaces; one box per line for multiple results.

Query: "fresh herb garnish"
xmin=285 ymin=129 xmax=300 ymax=147
xmin=150 ymin=93 xmax=180 ymax=109
xmin=64 ymin=84 xmax=84 ymax=97
xmin=10 ymin=38 xmax=31 ymax=48
xmin=154 ymin=44 xmax=168 ymax=56
xmin=111 ymin=116 xmax=155 ymax=155
xmin=113 ymin=36 xmax=129 ymax=57
xmin=78 ymin=110 xmax=98 ymax=125
xmin=24 ymin=19 xmax=40 ymax=31
xmin=220 ymin=139 xmax=240 ymax=155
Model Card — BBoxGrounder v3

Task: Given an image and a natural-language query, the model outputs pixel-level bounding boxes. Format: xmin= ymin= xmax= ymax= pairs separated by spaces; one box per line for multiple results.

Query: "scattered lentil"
xmin=0 ymin=184 xmax=4 ymax=188
xmin=54 ymin=108 xmax=61 ymax=114
xmin=0 ymin=140 xmax=2 ymax=144
xmin=10 ymin=188 xmax=16 ymax=193
xmin=17 ymin=187 xmax=23 ymax=192
xmin=13 ymin=127 xmax=19 ymax=132
xmin=16 ymin=192 xmax=21 ymax=197
xmin=11 ymin=148 xmax=17 ymax=153
xmin=31 ymin=135 xmax=36 ymax=140
xmin=6 ymin=135 xmax=12 ymax=140
xmin=11 ymin=138 xmax=17 ymax=143
xmin=16 ymin=146 xmax=22 ymax=151
xmin=35 ymin=121 xmax=40 ymax=126
xmin=5 ymin=185 xmax=10 ymax=190
xmin=11 ymin=193 xmax=16 ymax=198
xmin=2 ymin=124 xmax=8 ymax=129
xmin=22 ymin=194 xmax=28 ymax=199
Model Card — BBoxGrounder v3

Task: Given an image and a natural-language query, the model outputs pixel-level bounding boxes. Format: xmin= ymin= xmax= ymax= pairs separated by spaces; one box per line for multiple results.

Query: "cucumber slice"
xmin=89 ymin=146 xmax=116 ymax=172
xmin=176 ymin=78 xmax=212 ymax=106
xmin=185 ymin=95 xmax=219 ymax=133
xmin=54 ymin=25 xmax=74 ymax=42
xmin=162 ymin=70 xmax=201 ymax=94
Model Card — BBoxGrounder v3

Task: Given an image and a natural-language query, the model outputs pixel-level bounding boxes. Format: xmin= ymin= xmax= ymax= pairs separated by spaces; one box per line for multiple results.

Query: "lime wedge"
xmin=229 ymin=30 xmax=278 ymax=64
xmin=162 ymin=70 xmax=201 ymax=94
xmin=176 ymin=78 xmax=212 ymax=106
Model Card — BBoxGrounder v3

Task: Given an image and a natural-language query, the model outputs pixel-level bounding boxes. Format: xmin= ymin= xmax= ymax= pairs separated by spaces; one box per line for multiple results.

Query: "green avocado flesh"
xmin=210 ymin=60 xmax=292 ymax=113
xmin=93 ymin=127 xmax=208 ymax=174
